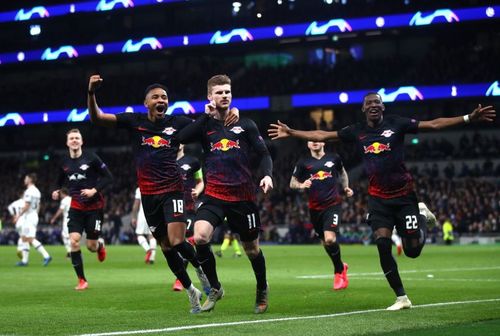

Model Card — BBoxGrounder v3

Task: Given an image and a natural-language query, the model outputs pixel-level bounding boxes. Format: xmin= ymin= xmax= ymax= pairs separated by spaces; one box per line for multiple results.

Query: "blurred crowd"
xmin=1 ymin=131 xmax=498 ymax=246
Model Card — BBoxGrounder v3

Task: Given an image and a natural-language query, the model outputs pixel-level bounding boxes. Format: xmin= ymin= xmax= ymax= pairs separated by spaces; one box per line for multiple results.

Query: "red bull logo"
xmin=310 ymin=170 xmax=333 ymax=181
xmin=141 ymin=136 xmax=170 ymax=148
xmin=363 ymin=142 xmax=391 ymax=154
xmin=210 ymin=138 xmax=240 ymax=152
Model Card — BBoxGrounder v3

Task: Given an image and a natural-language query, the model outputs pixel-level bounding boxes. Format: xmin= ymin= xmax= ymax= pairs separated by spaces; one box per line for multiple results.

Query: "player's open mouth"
xmin=156 ymin=105 xmax=166 ymax=113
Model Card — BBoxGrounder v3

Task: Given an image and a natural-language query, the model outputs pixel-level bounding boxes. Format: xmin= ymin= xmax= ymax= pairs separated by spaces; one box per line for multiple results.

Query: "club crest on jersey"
xmin=79 ymin=164 xmax=89 ymax=171
xmin=141 ymin=136 xmax=171 ymax=148
xmin=363 ymin=142 xmax=391 ymax=154
xmin=324 ymin=161 xmax=334 ymax=168
xmin=162 ymin=127 xmax=176 ymax=135
xmin=180 ymin=164 xmax=191 ymax=171
xmin=210 ymin=138 xmax=240 ymax=152
xmin=310 ymin=170 xmax=332 ymax=180
xmin=69 ymin=173 xmax=86 ymax=181
xmin=381 ymin=130 xmax=395 ymax=138
xmin=229 ymin=126 xmax=245 ymax=134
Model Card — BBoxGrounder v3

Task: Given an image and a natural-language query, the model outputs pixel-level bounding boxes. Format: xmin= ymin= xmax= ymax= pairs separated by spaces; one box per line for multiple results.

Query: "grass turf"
xmin=0 ymin=244 xmax=499 ymax=335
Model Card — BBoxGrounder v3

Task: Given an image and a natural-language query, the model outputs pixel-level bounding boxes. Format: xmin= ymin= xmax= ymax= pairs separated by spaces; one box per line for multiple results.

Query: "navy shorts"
xmin=366 ymin=192 xmax=425 ymax=238
xmin=309 ymin=203 xmax=342 ymax=238
xmin=141 ymin=191 xmax=186 ymax=240
xmin=195 ymin=195 xmax=260 ymax=242
xmin=68 ymin=208 xmax=103 ymax=240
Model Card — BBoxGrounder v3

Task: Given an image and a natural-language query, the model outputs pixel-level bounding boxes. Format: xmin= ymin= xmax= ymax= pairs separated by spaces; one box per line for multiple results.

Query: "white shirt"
xmin=23 ymin=185 xmax=41 ymax=215
xmin=7 ymin=198 xmax=24 ymax=216
xmin=60 ymin=196 xmax=71 ymax=223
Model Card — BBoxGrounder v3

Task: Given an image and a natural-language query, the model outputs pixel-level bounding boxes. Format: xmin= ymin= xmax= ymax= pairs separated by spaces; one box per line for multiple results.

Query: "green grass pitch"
xmin=1 ymin=244 xmax=499 ymax=336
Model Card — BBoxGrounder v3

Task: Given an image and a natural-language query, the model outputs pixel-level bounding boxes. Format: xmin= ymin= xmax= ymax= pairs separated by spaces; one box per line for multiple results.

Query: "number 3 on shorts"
xmin=405 ymin=215 xmax=417 ymax=229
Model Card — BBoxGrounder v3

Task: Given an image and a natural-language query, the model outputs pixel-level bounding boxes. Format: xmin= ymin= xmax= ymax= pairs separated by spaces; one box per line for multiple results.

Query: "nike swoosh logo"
xmin=137 ymin=127 xmax=149 ymax=132
xmin=359 ymin=135 xmax=367 ymax=140
xmin=207 ymin=130 xmax=217 ymax=135
xmin=173 ymin=213 xmax=183 ymax=217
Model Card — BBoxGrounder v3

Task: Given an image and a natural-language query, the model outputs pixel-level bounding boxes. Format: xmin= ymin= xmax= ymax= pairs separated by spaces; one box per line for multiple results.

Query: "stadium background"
xmin=0 ymin=0 xmax=498 ymax=246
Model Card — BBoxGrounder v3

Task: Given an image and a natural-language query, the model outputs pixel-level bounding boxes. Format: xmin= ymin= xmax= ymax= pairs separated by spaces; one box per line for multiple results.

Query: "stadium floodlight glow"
xmin=232 ymin=2 xmax=241 ymax=14
xmin=0 ymin=113 xmax=25 ymax=127
xmin=0 ymin=5 xmax=498 ymax=66
xmin=29 ymin=25 xmax=41 ymax=36
xmin=1 ymin=1 xmax=184 ymax=24
xmin=1 ymin=81 xmax=497 ymax=128
xmin=378 ymin=86 xmax=424 ymax=102
xmin=210 ymin=29 xmax=254 ymax=44
xmin=409 ymin=9 xmax=459 ymax=26
xmin=96 ymin=0 xmax=135 ymax=11
xmin=485 ymin=81 xmax=500 ymax=96
xmin=121 ymin=37 xmax=163 ymax=52
xmin=15 ymin=6 xmax=50 ymax=21
xmin=41 ymin=46 xmax=79 ymax=60
xmin=305 ymin=19 xmax=352 ymax=35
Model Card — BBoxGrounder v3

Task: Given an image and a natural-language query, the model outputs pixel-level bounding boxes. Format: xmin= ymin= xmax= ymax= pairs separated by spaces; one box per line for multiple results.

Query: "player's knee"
xmin=194 ymin=233 xmax=210 ymax=245
xmin=375 ymin=237 xmax=393 ymax=255
xmin=403 ymin=246 xmax=422 ymax=258
xmin=323 ymin=236 xmax=337 ymax=245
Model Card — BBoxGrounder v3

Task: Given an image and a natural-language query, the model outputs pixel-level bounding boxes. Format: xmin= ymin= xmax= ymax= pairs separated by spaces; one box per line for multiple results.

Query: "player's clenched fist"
xmin=88 ymin=74 xmax=103 ymax=93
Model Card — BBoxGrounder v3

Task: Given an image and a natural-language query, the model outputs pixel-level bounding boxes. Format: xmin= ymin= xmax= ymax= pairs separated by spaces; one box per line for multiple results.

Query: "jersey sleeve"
xmin=115 ymin=113 xmax=138 ymax=129
xmin=292 ymin=159 xmax=306 ymax=182
xmin=245 ymin=119 xmax=273 ymax=178
xmin=338 ymin=124 xmax=357 ymax=143
xmin=395 ymin=115 xmax=419 ymax=134
xmin=176 ymin=114 xmax=208 ymax=144
xmin=334 ymin=154 xmax=344 ymax=173
xmin=92 ymin=153 xmax=113 ymax=191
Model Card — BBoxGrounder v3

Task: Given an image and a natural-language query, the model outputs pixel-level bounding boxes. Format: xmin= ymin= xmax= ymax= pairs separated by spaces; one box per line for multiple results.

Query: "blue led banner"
xmin=0 ymin=1 xmax=183 ymax=24
xmin=0 ymin=6 xmax=497 ymax=66
xmin=0 ymin=81 xmax=497 ymax=127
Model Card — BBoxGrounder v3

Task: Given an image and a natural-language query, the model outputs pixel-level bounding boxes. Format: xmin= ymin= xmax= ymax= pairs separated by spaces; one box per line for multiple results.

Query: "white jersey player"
xmin=7 ymin=197 xmax=25 ymax=258
xmin=131 ymin=187 xmax=156 ymax=264
xmin=50 ymin=188 xmax=72 ymax=257
xmin=14 ymin=173 xmax=52 ymax=266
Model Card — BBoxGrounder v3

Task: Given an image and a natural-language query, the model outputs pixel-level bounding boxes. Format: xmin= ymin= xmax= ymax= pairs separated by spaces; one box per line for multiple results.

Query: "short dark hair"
xmin=207 ymin=74 xmax=231 ymax=95
xmin=66 ymin=128 xmax=81 ymax=135
xmin=363 ymin=92 xmax=382 ymax=102
xmin=145 ymin=84 xmax=168 ymax=97
xmin=27 ymin=173 xmax=37 ymax=184
xmin=60 ymin=187 xmax=69 ymax=196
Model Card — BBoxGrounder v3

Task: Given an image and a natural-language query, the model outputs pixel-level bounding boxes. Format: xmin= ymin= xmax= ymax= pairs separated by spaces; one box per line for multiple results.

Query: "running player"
xmin=131 ymin=187 xmax=156 ymax=264
xmin=8 ymin=193 xmax=27 ymax=260
xmin=50 ymin=188 xmax=72 ymax=258
xmin=269 ymin=93 xmax=495 ymax=310
xmin=178 ymin=74 xmax=273 ymax=314
xmin=14 ymin=173 xmax=52 ymax=267
xmin=87 ymin=75 xmax=237 ymax=313
xmin=290 ymin=141 xmax=352 ymax=290
xmin=172 ymin=144 xmax=206 ymax=292
xmin=51 ymin=129 xmax=112 ymax=290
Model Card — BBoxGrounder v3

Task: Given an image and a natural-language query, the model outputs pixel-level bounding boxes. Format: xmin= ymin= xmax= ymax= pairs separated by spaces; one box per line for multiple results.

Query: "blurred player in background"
xmin=14 ymin=173 xmax=52 ymax=267
xmin=52 ymin=129 xmax=112 ymax=290
xmin=7 ymin=193 xmax=26 ymax=259
xmin=290 ymin=141 xmax=352 ymax=290
xmin=215 ymin=227 xmax=242 ymax=258
xmin=391 ymin=228 xmax=403 ymax=256
xmin=50 ymin=188 xmax=72 ymax=258
xmin=269 ymin=93 xmax=495 ymax=310
xmin=131 ymin=187 xmax=157 ymax=264
xmin=172 ymin=144 xmax=206 ymax=292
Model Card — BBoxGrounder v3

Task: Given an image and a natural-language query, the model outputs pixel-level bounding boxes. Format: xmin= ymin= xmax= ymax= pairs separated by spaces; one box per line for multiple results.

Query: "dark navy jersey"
xmin=177 ymin=155 xmax=201 ymax=211
xmin=57 ymin=152 xmax=112 ymax=211
xmin=293 ymin=153 xmax=343 ymax=210
xmin=179 ymin=116 xmax=272 ymax=202
xmin=116 ymin=113 xmax=192 ymax=195
xmin=338 ymin=115 xmax=419 ymax=198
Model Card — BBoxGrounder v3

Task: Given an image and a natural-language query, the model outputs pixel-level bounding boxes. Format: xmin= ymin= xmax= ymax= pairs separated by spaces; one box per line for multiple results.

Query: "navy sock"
xmin=249 ymin=249 xmax=267 ymax=290
xmin=376 ymin=237 xmax=405 ymax=296
xmin=324 ymin=243 xmax=344 ymax=274
xmin=196 ymin=243 xmax=220 ymax=289
xmin=70 ymin=250 xmax=86 ymax=280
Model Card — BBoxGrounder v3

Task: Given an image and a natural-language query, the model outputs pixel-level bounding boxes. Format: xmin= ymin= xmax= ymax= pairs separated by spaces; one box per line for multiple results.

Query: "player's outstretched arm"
xmin=87 ymin=74 xmax=117 ymax=127
xmin=268 ymin=120 xmax=339 ymax=141
xmin=418 ymin=104 xmax=496 ymax=130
